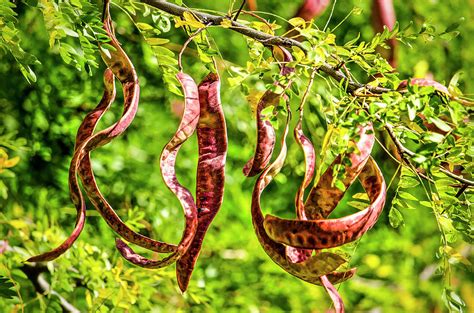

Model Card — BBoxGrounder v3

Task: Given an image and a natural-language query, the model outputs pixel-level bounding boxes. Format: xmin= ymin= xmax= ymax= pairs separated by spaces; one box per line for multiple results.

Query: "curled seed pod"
xmin=294 ymin=0 xmax=330 ymax=21
xmin=176 ymin=72 xmax=228 ymax=292
xmin=81 ymin=0 xmax=175 ymax=253
xmin=320 ymin=275 xmax=345 ymax=313
xmin=243 ymin=47 xmax=293 ymax=177
xmin=371 ymin=0 xmax=397 ymax=67
xmin=26 ymin=69 xmax=116 ymax=263
xmin=285 ymin=119 xmax=315 ymax=263
xmin=251 ymin=104 xmax=356 ymax=285
xmin=247 ymin=0 xmax=257 ymax=11
xmin=304 ymin=124 xmax=375 ymax=220
xmin=115 ymin=72 xmax=199 ymax=268
xmin=263 ymin=156 xmax=386 ymax=250
xmin=397 ymin=78 xmax=449 ymax=95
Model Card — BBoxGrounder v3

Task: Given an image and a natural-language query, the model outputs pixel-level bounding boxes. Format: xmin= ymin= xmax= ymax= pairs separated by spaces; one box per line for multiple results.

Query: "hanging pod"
xmin=243 ymin=46 xmax=294 ymax=177
xmin=176 ymin=72 xmax=228 ymax=292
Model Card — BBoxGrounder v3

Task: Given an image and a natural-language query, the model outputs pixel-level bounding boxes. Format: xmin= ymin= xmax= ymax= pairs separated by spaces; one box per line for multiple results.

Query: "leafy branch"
xmin=140 ymin=0 xmax=390 ymax=94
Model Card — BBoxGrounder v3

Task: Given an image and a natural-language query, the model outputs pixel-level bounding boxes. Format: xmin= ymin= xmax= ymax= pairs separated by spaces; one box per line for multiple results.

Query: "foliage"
xmin=0 ymin=0 xmax=472 ymax=312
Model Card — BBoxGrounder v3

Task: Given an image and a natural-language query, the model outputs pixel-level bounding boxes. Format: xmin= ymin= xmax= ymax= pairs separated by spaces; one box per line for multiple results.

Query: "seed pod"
xmin=371 ymin=0 xmax=397 ymax=67
xmin=304 ymin=124 xmax=375 ymax=220
xmin=176 ymin=72 xmax=227 ymax=292
xmin=243 ymin=47 xmax=293 ymax=177
xmin=397 ymin=78 xmax=449 ymax=95
xmin=295 ymin=0 xmax=330 ymax=21
xmin=115 ymin=72 xmax=199 ymax=268
xmin=26 ymin=69 xmax=117 ymax=263
xmin=285 ymin=119 xmax=315 ymax=264
xmin=263 ymin=156 xmax=386 ymax=250
xmin=251 ymin=104 xmax=356 ymax=285
xmin=320 ymin=275 xmax=345 ymax=313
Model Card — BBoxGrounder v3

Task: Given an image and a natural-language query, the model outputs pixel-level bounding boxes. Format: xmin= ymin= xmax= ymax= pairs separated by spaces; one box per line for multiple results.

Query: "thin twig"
xmin=233 ymin=0 xmax=246 ymax=21
xmin=178 ymin=22 xmax=212 ymax=72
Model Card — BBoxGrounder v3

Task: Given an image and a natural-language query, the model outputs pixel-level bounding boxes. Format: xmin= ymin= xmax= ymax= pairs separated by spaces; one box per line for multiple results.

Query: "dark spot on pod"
xmin=295 ymin=235 xmax=305 ymax=246
xmin=307 ymin=236 xmax=316 ymax=246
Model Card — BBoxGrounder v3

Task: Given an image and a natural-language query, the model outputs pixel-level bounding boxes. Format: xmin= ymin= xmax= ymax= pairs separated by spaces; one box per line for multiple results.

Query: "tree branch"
xmin=21 ymin=264 xmax=80 ymax=313
xmin=383 ymin=119 xmax=474 ymax=187
xmin=140 ymin=0 xmax=390 ymax=93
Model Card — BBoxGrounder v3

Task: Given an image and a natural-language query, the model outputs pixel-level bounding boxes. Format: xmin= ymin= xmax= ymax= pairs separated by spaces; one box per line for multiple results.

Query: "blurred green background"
xmin=0 ymin=0 xmax=472 ymax=312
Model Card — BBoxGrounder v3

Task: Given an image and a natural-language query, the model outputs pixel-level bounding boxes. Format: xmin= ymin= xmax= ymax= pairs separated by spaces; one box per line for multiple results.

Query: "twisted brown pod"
xmin=27 ymin=69 xmax=116 ymax=262
xmin=176 ymin=72 xmax=227 ymax=292
xmin=243 ymin=46 xmax=294 ymax=177
xmin=251 ymin=105 xmax=356 ymax=286
xmin=115 ymin=72 xmax=199 ymax=268
xmin=304 ymin=124 xmax=375 ymax=220
xmin=264 ymin=156 xmax=386 ymax=250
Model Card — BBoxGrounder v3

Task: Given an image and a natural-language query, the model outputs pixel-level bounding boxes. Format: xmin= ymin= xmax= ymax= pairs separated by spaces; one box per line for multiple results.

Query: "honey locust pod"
xmin=176 ymin=72 xmax=228 ymax=292
xmin=243 ymin=46 xmax=294 ymax=177
xmin=115 ymin=72 xmax=200 ymax=268
xmin=285 ymin=102 xmax=315 ymax=264
xmin=371 ymin=0 xmax=398 ymax=68
xmin=80 ymin=0 xmax=176 ymax=254
xmin=251 ymin=101 xmax=357 ymax=286
xmin=263 ymin=156 xmax=386 ymax=250
xmin=26 ymin=69 xmax=116 ymax=262
xmin=304 ymin=124 xmax=375 ymax=220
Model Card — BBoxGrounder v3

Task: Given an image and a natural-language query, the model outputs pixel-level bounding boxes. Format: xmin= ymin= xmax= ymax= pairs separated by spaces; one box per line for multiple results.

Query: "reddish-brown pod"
xmin=320 ymin=275 xmax=345 ymax=313
xmin=28 ymin=0 xmax=179 ymax=264
xmin=397 ymin=78 xmax=450 ymax=95
xmin=27 ymin=69 xmax=116 ymax=263
xmin=371 ymin=0 xmax=398 ymax=67
xmin=285 ymin=119 xmax=315 ymax=264
xmin=176 ymin=72 xmax=228 ymax=292
xmin=305 ymin=124 xmax=375 ymax=220
xmin=251 ymin=106 xmax=356 ymax=286
xmin=264 ymin=156 xmax=386 ymax=250
xmin=27 ymin=0 xmax=148 ymax=262
xmin=295 ymin=0 xmax=330 ymax=21
xmin=115 ymin=72 xmax=199 ymax=268
xmin=243 ymin=47 xmax=294 ymax=177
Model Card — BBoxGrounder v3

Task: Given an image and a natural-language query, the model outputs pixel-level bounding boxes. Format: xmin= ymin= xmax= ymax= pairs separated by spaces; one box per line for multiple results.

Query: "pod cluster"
xmin=28 ymin=0 xmax=228 ymax=293
xmin=245 ymin=51 xmax=387 ymax=312
xmin=28 ymin=0 xmax=389 ymax=309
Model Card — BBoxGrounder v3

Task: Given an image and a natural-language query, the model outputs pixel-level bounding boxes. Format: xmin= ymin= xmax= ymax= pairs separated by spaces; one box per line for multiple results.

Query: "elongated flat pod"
xmin=176 ymin=73 xmax=228 ymax=292
xmin=320 ymin=275 xmax=345 ymax=313
xmin=82 ymin=3 xmax=175 ymax=253
xmin=371 ymin=0 xmax=397 ymax=67
xmin=83 ymin=0 xmax=139 ymax=153
xmin=243 ymin=47 xmax=293 ymax=177
xmin=304 ymin=124 xmax=375 ymax=220
xmin=286 ymin=120 xmax=315 ymax=263
xmin=251 ymin=107 xmax=355 ymax=285
xmin=26 ymin=70 xmax=116 ymax=262
xmin=263 ymin=157 xmax=386 ymax=250
xmin=116 ymin=72 xmax=199 ymax=268
xmin=397 ymin=78 xmax=449 ymax=95
xmin=295 ymin=0 xmax=330 ymax=21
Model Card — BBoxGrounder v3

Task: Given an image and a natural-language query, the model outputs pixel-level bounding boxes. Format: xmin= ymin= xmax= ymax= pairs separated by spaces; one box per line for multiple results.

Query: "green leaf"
xmin=398 ymin=191 xmax=418 ymax=201
xmin=428 ymin=117 xmax=452 ymax=132
xmin=389 ymin=207 xmax=404 ymax=228
xmin=0 ymin=276 xmax=17 ymax=299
